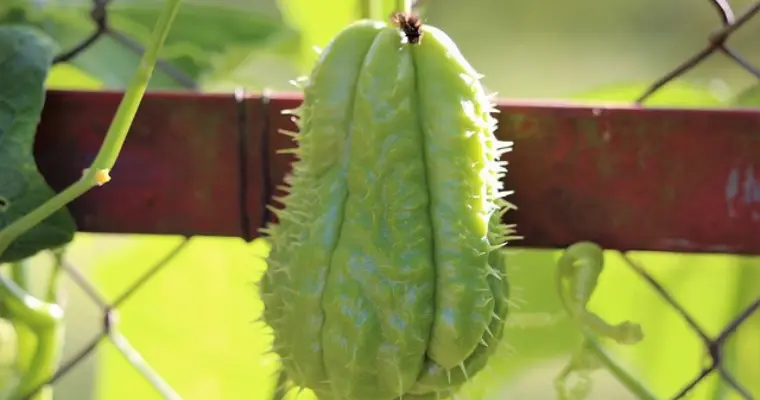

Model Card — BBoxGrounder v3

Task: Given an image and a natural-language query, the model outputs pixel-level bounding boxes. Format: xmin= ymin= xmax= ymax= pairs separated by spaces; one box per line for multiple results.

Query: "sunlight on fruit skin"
xmin=259 ymin=17 xmax=515 ymax=400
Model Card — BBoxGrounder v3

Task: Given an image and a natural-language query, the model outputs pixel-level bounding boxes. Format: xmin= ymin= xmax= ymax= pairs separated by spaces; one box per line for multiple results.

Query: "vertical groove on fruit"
xmin=321 ymin=27 xmax=436 ymax=399
xmin=411 ymin=25 xmax=496 ymax=370
xmin=260 ymin=21 xmax=385 ymax=396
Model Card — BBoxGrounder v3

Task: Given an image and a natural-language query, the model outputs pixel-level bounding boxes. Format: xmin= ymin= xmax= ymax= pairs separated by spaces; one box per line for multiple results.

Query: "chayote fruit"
xmin=260 ymin=17 xmax=514 ymax=400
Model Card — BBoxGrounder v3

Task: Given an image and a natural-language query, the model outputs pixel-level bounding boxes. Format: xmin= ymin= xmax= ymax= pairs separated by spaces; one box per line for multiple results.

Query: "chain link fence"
xmin=9 ymin=0 xmax=760 ymax=398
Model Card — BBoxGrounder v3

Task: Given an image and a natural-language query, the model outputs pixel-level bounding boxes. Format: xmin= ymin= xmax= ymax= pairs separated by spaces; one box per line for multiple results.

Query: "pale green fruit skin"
xmin=260 ymin=19 xmax=513 ymax=400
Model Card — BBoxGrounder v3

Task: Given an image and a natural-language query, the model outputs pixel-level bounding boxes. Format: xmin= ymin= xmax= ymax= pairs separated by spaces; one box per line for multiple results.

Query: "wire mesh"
xmin=11 ymin=0 xmax=760 ymax=399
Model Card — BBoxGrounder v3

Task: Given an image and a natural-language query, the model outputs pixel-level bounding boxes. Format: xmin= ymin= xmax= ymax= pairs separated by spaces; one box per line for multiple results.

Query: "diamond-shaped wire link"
xmin=621 ymin=254 xmax=757 ymax=399
xmin=25 ymin=238 xmax=191 ymax=398
xmin=636 ymin=0 xmax=760 ymax=104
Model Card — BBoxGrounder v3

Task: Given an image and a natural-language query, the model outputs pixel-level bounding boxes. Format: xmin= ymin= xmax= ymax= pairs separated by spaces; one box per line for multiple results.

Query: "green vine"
xmin=0 ymin=0 xmax=185 ymax=397
xmin=396 ymin=0 xmax=413 ymax=14
xmin=0 ymin=0 xmax=183 ymax=258
xmin=5 ymin=256 xmax=63 ymax=400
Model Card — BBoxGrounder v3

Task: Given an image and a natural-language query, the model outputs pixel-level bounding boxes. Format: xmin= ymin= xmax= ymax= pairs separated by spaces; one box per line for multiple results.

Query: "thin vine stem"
xmin=25 ymin=249 xmax=68 ymax=400
xmin=45 ymin=248 xmax=65 ymax=303
xmin=359 ymin=1 xmax=371 ymax=19
xmin=0 ymin=271 xmax=62 ymax=400
xmin=577 ymin=332 xmax=657 ymax=400
xmin=370 ymin=0 xmax=385 ymax=20
xmin=9 ymin=260 xmax=28 ymax=290
xmin=397 ymin=0 xmax=412 ymax=14
xmin=0 ymin=0 xmax=185 ymax=259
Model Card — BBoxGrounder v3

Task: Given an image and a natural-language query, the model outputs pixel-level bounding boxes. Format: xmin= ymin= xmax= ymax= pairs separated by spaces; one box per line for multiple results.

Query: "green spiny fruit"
xmin=259 ymin=13 xmax=515 ymax=400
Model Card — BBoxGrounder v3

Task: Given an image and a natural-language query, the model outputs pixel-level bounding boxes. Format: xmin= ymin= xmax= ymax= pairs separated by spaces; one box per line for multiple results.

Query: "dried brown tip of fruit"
xmin=390 ymin=11 xmax=423 ymax=44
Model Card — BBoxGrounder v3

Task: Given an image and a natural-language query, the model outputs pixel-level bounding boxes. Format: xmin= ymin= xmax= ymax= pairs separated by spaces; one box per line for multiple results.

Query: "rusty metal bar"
xmin=33 ymin=89 xmax=760 ymax=254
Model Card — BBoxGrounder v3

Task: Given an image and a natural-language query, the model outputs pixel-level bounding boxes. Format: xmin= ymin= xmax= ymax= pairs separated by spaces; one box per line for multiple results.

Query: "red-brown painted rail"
xmin=33 ymin=90 xmax=760 ymax=255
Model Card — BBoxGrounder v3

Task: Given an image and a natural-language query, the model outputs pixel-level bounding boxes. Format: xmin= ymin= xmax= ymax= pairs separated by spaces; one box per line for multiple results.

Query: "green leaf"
xmin=3 ymin=3 xmax=291 ymax=89
xmin=571 ymin=81 xmax=725 ymax=107
xmin=200 ymin=29 xmax=302 ymax=91
xmin=1 ymin=4 xmax=147 ymax=89
xmin=0 ymin=25 xmax=76 ymax=263
xmin=106 ymin=3 xmax=291 ymax=86
xmin=46 ymin=62 xmax=104 ymax=90
xmin=277 ymin=0 xmax=360 ymax=71
xmin=730 ymin=83 xmax=760 ymax=106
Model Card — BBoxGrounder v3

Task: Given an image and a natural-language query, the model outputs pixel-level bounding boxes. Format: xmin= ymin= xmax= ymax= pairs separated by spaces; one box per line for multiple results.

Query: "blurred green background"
xmin=3 ymin=0 xmax=760 ymax=399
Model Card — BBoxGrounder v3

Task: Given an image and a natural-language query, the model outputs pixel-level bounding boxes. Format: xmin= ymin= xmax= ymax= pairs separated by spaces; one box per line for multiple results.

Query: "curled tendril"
xmin=557 ymin=241 xmax=643 ymax=344
xmin=1 ymin=260 xmax=64 ymax=400
xmin=554 ymin=242 xmax=655 ymax=400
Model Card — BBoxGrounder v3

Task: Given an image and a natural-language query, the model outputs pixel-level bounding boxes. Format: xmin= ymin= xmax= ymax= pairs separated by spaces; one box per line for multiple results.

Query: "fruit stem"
xmin=359 ymin=1 xmax=371 ymax=19
xmin=397 ymin=0 xmax=412 ymax=13
xmin=0 ymin=0 xmax=184 ymax=260
xmin=369 ymin=0 xmax=384 ymax=20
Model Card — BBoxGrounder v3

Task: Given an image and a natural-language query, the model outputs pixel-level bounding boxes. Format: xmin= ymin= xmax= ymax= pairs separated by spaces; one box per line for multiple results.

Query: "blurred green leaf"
xmin=107 ymin=3 xmax=292 ymax=86
xmin=1 ymin=4 xmax=179 ymax=88
xmin=46 ymin=62 xmax=103 ymax=90
xmin=197 ymin=25 xmax=301 ymax=90
xmin=571 ymin=81 xmax=725 ymax=107
xmin=2 ymin=3 xmax=292 ymax=89
xmin=0 ymin=25 xmax=77 ymax=263
xmin=730 ymin=83 xmax=760 ymax=106
xmin=276 ymin=0 xmax=360 ymax=72
xmin=0 ymin=2 xmax=26 ymax=23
